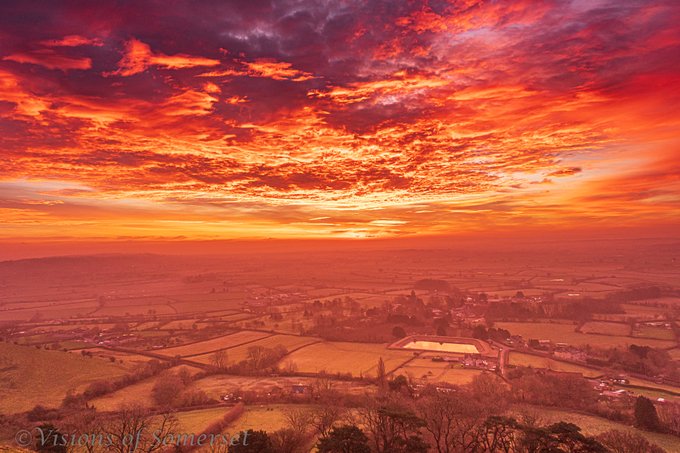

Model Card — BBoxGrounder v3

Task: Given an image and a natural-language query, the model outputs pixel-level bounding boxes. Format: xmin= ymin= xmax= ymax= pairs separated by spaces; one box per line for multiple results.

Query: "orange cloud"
xmin=40 ymin=35 xmax=104 ymax=47
xmin=0 ymin=0 xmax=679 ymax=241
xmin=3 ymin=49 xmax=91 ymax=71
xmin=110 ymin=39 xmax=220 ymax=76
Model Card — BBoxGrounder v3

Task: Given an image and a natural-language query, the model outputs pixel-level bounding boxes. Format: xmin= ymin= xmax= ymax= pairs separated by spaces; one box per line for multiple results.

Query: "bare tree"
xmin=61 ymin=408 xmax=104 ymax=453
xmin=417 ymin=389 xmax=489 ymax=453
xmin=284 ymin=408 xmax=313 ymax=435
xmin=105 ymin=404 xmax=177 ymax=453
xmin=270 ymin=428 xmax=309 ymax=453
xmin=309 ymin=405 xmax=345 ymax=437
xmin=211 ymin=349 xmax=228 ymax=370
xmin=597 ymin=430 xmax=666 ymax=453
xmin=357 ymin=393 xmax=426 ymax=453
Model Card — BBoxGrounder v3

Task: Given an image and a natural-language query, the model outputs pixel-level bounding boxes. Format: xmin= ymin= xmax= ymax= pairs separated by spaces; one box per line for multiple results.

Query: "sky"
xmin=0 ymin=0 xmax=679 ymax=244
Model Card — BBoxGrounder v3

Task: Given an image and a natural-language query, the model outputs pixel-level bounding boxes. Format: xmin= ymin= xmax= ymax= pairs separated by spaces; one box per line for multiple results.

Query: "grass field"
xmin=394 ymin=359 xmax=484 ymax=384
xmin=190 ymin=334 xmax=320 ymax=365
xmin=91 ymin=365 xmax=203 ymax=411
xmin=0 ymin=342 xmax=130 ymax=413
xmin=508 ymin=352 xmax=602 ymax=378
xmin=90 ymin=378 xmax=157 ymax=411
xmin=633 ymin=326 xmax=676 ymax=341
xmin=521 ymin=405 xmax=680 ymax=452
xmin=622 ymin=304 xmax=673 ymax=317
xmin=581 ymin=322 xmax=630 ymax=336
xmin=283 ymin=341 xmax=413 ymax=377
xmin=174 ymin=407 xmax=233 ymax=433
xmin=154 ymin=331 xmax=269 ymax=357
xmin=625 ymin=377 xmax=680 ymax=396
xmin=225 ymin=404 xmax=314 ymax=435
xmin=496 ymin=322 xmax=676 ymax=349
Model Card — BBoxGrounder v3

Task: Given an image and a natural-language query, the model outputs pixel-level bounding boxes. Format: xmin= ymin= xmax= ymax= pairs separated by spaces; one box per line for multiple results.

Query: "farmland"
xmin=189 ymin=334 xmax=320 ymax=365
xmin=496 ymin=322 xmax=676 ymax=349
xmin=393 ymin=358 xmax=485 ymax=384
xmin=283 ymin=341 xmax=413 ymax=377
xmin=0 ymin=342 xmax=130 ymax=413
xmin=508 ymin=352 xmax=602 ymax=378
xmin=0 ymin=246 xmax=678 ymax=451
xmin=523 ymin=406 xmax=680 ymax=452
xmin=154 ymin=331 xmax=270 ymax=358
xmin=581 ymin=321 xmax=631 ymax=336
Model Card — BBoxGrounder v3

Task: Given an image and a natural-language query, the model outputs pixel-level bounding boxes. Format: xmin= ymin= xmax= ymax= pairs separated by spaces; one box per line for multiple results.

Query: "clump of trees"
xmin=507 ymin=367 xmax=598 ymax=410
xmin=151 ymin=368 xmax=211 ymax=408
xmin=591 ymin=345 xmax=679 ymax=381
xmin=225 ymin=345 xmax=289 ymax=375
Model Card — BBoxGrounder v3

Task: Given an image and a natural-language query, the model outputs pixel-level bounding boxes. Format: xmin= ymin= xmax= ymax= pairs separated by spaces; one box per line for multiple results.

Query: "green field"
xmin=284 ymin=341 xmax=413 ymax=377
xmin=633 ymin=326 xmax=676 ymax=341
xmin=174 ymin=406 xmax=233 ymax=433
xmin=190 ymin=334 xmax=320 ymax=365
xmin=0 ymin=342 xmax=130 ymax=413
xmin=393 ymin=359 xmax=484 ymax=385
xmin=581 ymin=322 xmax=630 ymax=336
xmin=90 ymin=378 xmax=157 ymax=411
xmin=508 ymin=352 xmax=602 ymax=378
xmin=522 ymin=406 xmax=680 ymax=452
xmin=154 ymin=331 xmax=269 ymax=357
xmin=225 ymin=404 xmax=314 ymax=434
xmin=497 ymin=322 xmax=676 ymax=349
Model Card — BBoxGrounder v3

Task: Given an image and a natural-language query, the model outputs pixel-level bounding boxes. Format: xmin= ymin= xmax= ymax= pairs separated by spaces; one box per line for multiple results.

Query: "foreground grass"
xmin=0 ymin=342 xmax=129 ymax=413
xmin=518 ymin=405 xmax=680 ymax=452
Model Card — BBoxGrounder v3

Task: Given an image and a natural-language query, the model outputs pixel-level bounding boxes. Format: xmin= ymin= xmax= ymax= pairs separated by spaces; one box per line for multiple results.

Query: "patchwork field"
xmin=497 ymin=322 xmax=676 ymax=349
xmin=633 ymin=326 xmax=676 ymax=341
xmin=154 ymin=331 xmax=269 ymax=358
xmin=189 ymin=374 xmax=375 ymax=401
xmin=393 ymin=358 xmax=484 ymax=384
xmin=225 ymin=404 xmax=315 ymax=435
xmin=283 ymin=341 xmax=413 ymax=377
xmin=189 ymin=334 xmax=320 ymax=365
xmin=174 ymin=406 xmax=233 ymax=433
xmin=581 ymin=322 xmax=630 ymax=336
xmin=0 ymin=342 xmax=130 ymax=413
xmin=508 ymin=352 xmax=602 ymax=378
xmin=90 ymin=377 xmax=157 ymax=411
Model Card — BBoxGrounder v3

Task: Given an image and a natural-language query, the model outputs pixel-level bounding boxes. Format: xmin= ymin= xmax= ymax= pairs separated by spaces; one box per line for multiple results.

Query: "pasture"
xmin=508 ymin=352 xmax=601 ymax=378
xmin=189 ymin=334 xmax=320 ymax=365
xmin=0 ymin=342 xmax=130 ymax=413
xmin=189 ymin=375 xmax=375 ymax=400
xmin=522 ymin=406 xmax=680 ymax=452
xmin=496 ymin=322 xmax=676 ymax=349
xmin=172 ymin=407 xmax=234 ymax=433
xmin=393 ymin=358 xmax=484 ymax=384
xmin=283 ymin=341 xmax=413 ymax=377
xmin=580 ymin=322 xmax=630 ymax=336
xmin=633 ymin=326 xmax=675 ymax=341
xmin=154 ymin=331 xmax=269 ymax=358
xmin=226 ymin=404 xmax=315 ymax=435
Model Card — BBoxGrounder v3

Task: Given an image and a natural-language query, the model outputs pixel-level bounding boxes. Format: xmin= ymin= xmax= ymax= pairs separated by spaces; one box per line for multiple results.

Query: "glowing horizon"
xmin=1 ymin=1 xmax=679 ymax=241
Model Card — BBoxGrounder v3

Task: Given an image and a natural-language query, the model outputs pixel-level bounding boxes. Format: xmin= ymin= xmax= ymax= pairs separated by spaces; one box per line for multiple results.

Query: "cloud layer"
xmin=0 ymin=0 xmax=679 ymax=239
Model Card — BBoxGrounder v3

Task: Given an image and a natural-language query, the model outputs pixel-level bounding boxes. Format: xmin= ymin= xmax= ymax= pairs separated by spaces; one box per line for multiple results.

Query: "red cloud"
xmin=110 ymin=39 xmax=220 ymax=76
xmin=39 ymin=35 xmax=104 ymax=47
xmin=3 ymin=49 xmax=91 ymax=71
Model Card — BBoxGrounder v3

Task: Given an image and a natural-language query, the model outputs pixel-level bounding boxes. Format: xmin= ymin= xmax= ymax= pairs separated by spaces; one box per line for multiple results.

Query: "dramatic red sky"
xmin=1 ymin=0 xmax=679 ymax=242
